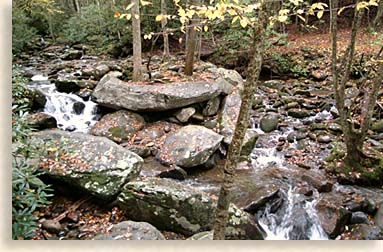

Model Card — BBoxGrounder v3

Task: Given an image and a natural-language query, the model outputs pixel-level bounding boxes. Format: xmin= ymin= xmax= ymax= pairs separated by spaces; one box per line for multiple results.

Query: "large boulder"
xmin=90 ymin=110 xmax=145 ymax=143
xmin=92 ymin=75 xmax=232 ymax=112
xmin=31 ymin=130 xmax=143 ymax=199
xmin=118 ymin=177 xmax=265 ymax=239
xmin=93 ymin=221 xmax=165 ymax=240
xmin=26 ymin=112 xmax=57 ymax=130
xmin=260 ymin=113 xmax=279 ymax=133
xmin=156 ymin=125 xmax=223 ymax=168
xmin=219 ymin=89 xmax=241 ymax=145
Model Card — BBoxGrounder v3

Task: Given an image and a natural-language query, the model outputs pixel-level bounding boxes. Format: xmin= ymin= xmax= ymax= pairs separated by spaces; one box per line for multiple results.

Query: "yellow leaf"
xmin=134 ymin=14 xmax=140 ymax=20
xmin=232 ymin=16 xmax=239 ymax=24
xmin=297 ymin=14 xmax=305 ymax=22
xmin=155 ymin=15 xmax=164 ymax=22
xmin=114 ymin=11 xmax=121 ymax=18
xmin=140 ymin=0 xmax=152 ymax=6
xmin=240 ymin=18 xmax=248 ymax=28
xmin=204 ymin=25 xmax=209 ymax=32
xmin=125 ymin=2 xmax=134 ymax=10
xmin=317 ymin=10 xmax=324 ymax=19
xmin=278 ymin=15 xmax=288 ymax=23
xmin=178 ymin=37 xmax=183 ymax=44
xmin=338 ymin=7 xmax=345 ymax=15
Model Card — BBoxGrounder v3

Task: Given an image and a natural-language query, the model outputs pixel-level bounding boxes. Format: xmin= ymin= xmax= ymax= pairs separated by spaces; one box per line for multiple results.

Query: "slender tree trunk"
xmin=184 ymin=0 xmax=199 ymax=76
xmin=131 ymin=0 xmax=143 ymax=81
xmin=72 ymin=0 xmax=80 ymax=13
xmin=161 ymin=0 xmax=170 ymax=61
xmin=212 ymin=6 xmax=269 ymax=240
xmin=372 ymin=0 xmax=383 ymax=30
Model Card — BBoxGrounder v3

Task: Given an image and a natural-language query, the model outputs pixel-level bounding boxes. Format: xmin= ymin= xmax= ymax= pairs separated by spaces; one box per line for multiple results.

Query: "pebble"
xmin=317 ymin=135 xmax=332 ymax=144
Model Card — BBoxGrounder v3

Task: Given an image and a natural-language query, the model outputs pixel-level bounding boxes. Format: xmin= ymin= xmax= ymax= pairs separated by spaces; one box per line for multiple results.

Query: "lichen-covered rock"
xmin=213 ymin=68 xmax=244 ymax=91
xmin=32 ymin=130 xmax=143 ymax=199
xmin=118 ymin=177 xmax=264 ymax=239
xmin=260 ymin=113 xmax=279 ymax=133
xmin=90 ymin=110 xmax=145 ymax=143
xmin=92 ymin=75 xmax=232 ymax=111
xmin=349 ymin=224 xmax=383 ymax=240
xmin=287 ymin=109 xmax=311 ymax=119
xmin=203 ymin=96 xmax=221 ymax=116
xmin=93 ymin=221 xmax=165 ymax=240
xmin=175 ymin=107 xmax=196 ymax=123
xmin=219 ymin=89 xmax=241 ymax=145
xmin=156 ymin=125 xmax=223 ymax=168
xmin=241 ymin=130 xmax=259 ymax=156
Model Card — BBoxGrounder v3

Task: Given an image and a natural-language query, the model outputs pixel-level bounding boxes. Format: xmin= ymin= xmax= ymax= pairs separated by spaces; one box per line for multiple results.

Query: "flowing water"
xmin=29 ymin=75 xmax=100 ymax=133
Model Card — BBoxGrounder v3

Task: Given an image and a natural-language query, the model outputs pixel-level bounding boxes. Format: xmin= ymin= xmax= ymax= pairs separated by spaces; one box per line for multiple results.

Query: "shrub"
xmin=12 ymin=67 xmax=53 ymax=240
xmin=12 ymin=8 xmax=37 ymax=56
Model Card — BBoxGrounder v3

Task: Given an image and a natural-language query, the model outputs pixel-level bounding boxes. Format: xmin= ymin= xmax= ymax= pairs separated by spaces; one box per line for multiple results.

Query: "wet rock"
xmin=204 ymin=119 xmax=218 ymax=129
xmin=287 ymin=109 xmax=311 ymax=118
xmin=75 ymin=89 xmax=92 ymax=100
xmin=26 ymin=112 xmax=57 ymax=130
xmin=309 ymin=123 xmax=327 ymax=131
xmin=31 ymin=130 xmax=143 ymax=199
xmin=156 ymin=125 xmax=223 ymax=168
xmin=350 ymin=212 xmax=370 ymax=225
xmin=243 ymin=190 xmax=282 ymax=215
xmin=262 ymin=80 xmax=285 ymax=90
xmin=92 ymin=75 xmax=232 ymax=111
xmin=90 ymin=110 xmax=145 ymax=143
xmin=301 ymin=174 xmax=333 ymax=193
xmin=54 ymin=78 xmax=95 ymax=93
xmin=73 ymin=102 xmax=85 ymax=115
xmin=317 ymin=135 xmax=332 ymax=144
xmin=61 ymin=49 xmax=82 ymax=60
xmin=349 ymin=224 xmax=383 ymax=240
xmin=289 ymin=208 xmax=311 ymax=240
xmin=316 ymin=199 xmax=351 ymax=238
xmin=203 ymin=96 xmax=221 ymax=116
xmin=157 ymin=165 xmax=188 ymax=181
xmin=241 ymin=130 xmax=259 ymax=156
xmin=260 ymin=113 xmax=279 ymax=133
xmin=118 ymin=177 xmax=264 ymax=239
xmin=328 ymin=123 xmax=342 ymax=134
xmin=94 ymin=64 xmax=110 ymax=80
xmin=42 ymin=220 xmax=62 ymax=234
xmin=93 ymin=221 xmax=165 ymax=240
xmin=343 ymin=197 xmax=377 ymax=214
xmin=371 ymin=120 xmax=383 ymax=133
xmin=219 ymin=89 xmax=241 ymax=144
xmin=175 ymin=107 xmax=196 ymax=123
xmin=126 ymin=145 xmax=151 ymax=158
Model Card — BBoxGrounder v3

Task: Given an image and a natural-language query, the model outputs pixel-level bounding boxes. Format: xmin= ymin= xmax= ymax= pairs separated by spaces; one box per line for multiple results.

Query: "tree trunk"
xmin=372 ymin=0 xmax=383 ymax=30
xmin=131 ymin=0 xmax=143 ymax=82
xmin=212 ymin=6 xmax=269 ymax=240
xmin=72 ymin=0 xmax=80 ymax=13
xmin=161 ymin=0 xmax=170 ymax=61
xmin=184 ymin=0 xmax=199 ymax=76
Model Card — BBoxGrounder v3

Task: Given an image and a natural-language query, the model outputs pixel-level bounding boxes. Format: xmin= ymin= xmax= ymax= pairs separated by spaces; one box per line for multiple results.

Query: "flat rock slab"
xmin=93 ymin=221 xmax=165 ymax=240
xmin=32 ymin=130 xmax=143 ymax=199
xmin=92 ymin=75 xmax=232 ymax=111
xmin=118 ymin=177 xmax=264 ymax=239
xmin=156 ymin=125 xmax=223 ymax=168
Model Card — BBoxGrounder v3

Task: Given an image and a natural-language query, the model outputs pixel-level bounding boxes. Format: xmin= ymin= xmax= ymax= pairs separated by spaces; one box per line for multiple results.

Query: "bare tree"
xmin=330 ymin=0 xmax=383 ymax=170
xmin=184 ymin=0 xmax=199 ymax=76
xmin=131 ymin=0 xmax=143 ymax=81
xmin=161 ymin=0 xmax=170 ymax=61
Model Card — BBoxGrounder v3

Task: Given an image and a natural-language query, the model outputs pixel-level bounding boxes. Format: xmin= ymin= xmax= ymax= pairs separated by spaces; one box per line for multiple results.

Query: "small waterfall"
xmin=29 ymin=76 xmax=100 ymax=133
xmin=258 ymin=187 xmax=328 ymax=240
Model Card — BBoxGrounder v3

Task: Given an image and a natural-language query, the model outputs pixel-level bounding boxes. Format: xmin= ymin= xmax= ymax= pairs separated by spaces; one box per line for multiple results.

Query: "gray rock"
xmin=262 ymin=80 xmax=285 ymax=90
xmin=31 ymin=130 xmax=143 ymax=199
xmin=203 ymin=96 xmax=221 ymax=116
xmin=350 ymin=224 xmax=383 ymax=240
xmin=93 ymin=221 xmax=165 ymax=240
xmin=301 ymin=174 xmax=333 ymax=193
xmin=73 ymin=101 xmax=85 ymax=115
xmin=175 ymin=107 xmax=196 ymax=123
xmin=317 ymin=135 xmax=332 ymax=144
xmin=311 ymin=70 xmax=328 ymax=81
xmin=94 ymin=64 xmax=110 ymax=80
xmin=219 ymin=89 xmax=241 ymax=145
xmin=92 ymin=75 xmax=232 ymax=111
xmin=260 ymin=113 xmax=279 ymax=133
xmin=214 ymin=68 xmax=244 ymax=91
xmin=374 ymin=202 xmax=383 ymax=230
xmin=186 ymin=231 xmax=213 ymax=240
xmin=157 ymin=165 xmax=188 ymax=181
xmin=126 ymin=145 xmax=151 ymax=158
xmin=287 ymin=109 xmax=311 ymax=118
xmin=241 ymin=130 xmax=259 ymax=156
xmin=90 ymin=110 xmax=145 ymax=143
xmin=156 ymin=125 xmax=223 ymax=168
xmin=118 ymin=177 xmax=264 ymax=239
xmin=350 ymin=212 xmax=370 ymax=225
xmin=61 ymin=49 xmax=82 ymax=60
xmin=26 ymin=112 xmax=57 ymax=130
xmin=316 ymin=199 xmax=351 ymax=238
